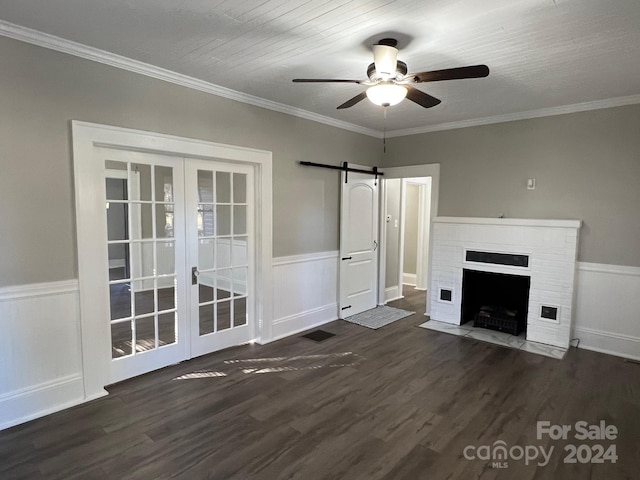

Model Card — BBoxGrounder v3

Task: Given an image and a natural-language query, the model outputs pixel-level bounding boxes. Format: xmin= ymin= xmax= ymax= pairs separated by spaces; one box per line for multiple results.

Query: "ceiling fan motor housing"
xmin=367 ymin=61 xmax=408 ymax=82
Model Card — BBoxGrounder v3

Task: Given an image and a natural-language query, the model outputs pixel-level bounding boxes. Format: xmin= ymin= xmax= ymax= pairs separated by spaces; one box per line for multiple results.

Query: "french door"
xmin=186 ymin=160 xmax=254 ymax=358
xmin=103 ymin=150 xmax=254 ymax=384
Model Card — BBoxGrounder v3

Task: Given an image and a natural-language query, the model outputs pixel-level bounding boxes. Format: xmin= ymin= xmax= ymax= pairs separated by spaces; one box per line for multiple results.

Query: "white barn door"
xmin=339 ymin=169 xmax=379 ymax=318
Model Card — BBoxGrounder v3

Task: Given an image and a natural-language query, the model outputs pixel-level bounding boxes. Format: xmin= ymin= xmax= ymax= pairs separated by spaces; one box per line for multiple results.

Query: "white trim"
xmin=271 ymin=250 xmax=338 ymax=340
xmin=72 ymin=121 xmax=273 ymax=398
xmin=573 ymin=261 xmax=640 ymax=361
xmin=386 ymin=94 xmax=640 ymax=138
xmin=401 ymin=177 xmax=431 ymax=291
xmin=0 ymin=20 xmax=379 ymax=139
xmin=272 ymin=303 xmax=337 ymax=326
xmin=434 ymin=216 xmax=581 ymax=229
xmin=379 ymin=164 xmax=440 ymax=316
xmin=268 ymin=304 xmax=338 ymax=343
xmin=572 ymin=326 xmax=640 ymax=362
xmin=578 ymin=262 xmax=640 ymax=277
xmin=415 ymin=181 xmax=428 ymax=290
xmin=385 ymin=286 xmax=402 ymax=303
xmin=398 ymin=180 xmax=407 ymax=295
xmin=402 ymin=273 xmax=417 ymax=286
xmin=273 ymin=250 xmax=339 ymax=267
xmin=0 ymin=374 xmax=88 ymax=431
xmin=4 ymin=21 xmax=639 ymax=140
xmin=0 ymin=280 xmax=78 ymax=301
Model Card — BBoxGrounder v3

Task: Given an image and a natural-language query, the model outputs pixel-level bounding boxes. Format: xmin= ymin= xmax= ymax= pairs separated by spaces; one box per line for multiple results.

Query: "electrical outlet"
xmin=527 ymin=178 xmax=536 ymax=190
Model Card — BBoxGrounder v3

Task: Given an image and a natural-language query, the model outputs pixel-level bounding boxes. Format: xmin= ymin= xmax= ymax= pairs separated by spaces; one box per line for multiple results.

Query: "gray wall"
xmin=384 ymin=104 xmax=640 ymax=267
xmin=385 ymin=179 xmax=401 ymax=288
xmin=0 ymin=36 xmax=381 ymax=287
xmin=403 ymin=184 xmax=419 ymax=275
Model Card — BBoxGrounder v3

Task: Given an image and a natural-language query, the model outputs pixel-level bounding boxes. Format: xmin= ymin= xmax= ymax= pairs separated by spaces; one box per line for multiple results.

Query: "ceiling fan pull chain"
xmin=383 ymin=107 xmax=388 ymax=154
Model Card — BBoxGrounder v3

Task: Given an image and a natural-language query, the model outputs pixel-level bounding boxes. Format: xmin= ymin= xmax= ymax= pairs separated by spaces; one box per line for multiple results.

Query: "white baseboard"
xmin=0 ymin=374 xmax=87 ymax=430
xmin=572 ymin=326 xmax=640 ymax=362
xmin=573 ymin=262 xmax=640 ymax=361
xmin=402 ymin=273 xmax=417 ymax=286
xmin=269 ymin=304 xmax=338 ymax=343
xmin=385 ymin=286 xmax=403 ymax=303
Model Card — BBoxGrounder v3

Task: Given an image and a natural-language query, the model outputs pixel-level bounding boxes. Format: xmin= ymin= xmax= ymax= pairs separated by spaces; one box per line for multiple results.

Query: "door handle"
xmin=373 ymin=240 xmax=378 ymax=251
xmin=341 ymin=256 xmax=352 ymax=261
xmin=191 ymin=266 xmax=199 ymax=285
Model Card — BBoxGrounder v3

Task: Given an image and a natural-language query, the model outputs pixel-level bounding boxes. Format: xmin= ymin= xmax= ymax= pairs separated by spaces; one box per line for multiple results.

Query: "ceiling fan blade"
xmin=337 ymin=92 xmax=367 ymax=109
xmin=405 ymin=86 xmax=441 ymax=108
xmin=411 ymin=65 xmax=490 ymax=83
xmin=292 ymin=79 xmax=362 ymax=83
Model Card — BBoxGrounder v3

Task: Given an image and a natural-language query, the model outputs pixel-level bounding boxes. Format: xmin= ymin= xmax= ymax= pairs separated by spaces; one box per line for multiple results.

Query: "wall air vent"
xmin=439 ymin=288 xmax=453 ymax=302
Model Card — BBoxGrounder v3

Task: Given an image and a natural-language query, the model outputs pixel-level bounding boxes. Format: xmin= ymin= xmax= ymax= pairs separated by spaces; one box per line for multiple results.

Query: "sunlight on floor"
xmin=173 ymin=370 xmax=228 ymax=380
xmin=173 ymin=352 xmax=363 ymax=380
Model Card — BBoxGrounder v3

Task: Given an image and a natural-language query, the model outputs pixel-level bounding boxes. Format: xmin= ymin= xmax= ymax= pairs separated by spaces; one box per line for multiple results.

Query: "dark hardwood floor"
xmin=1 ymin=287 xmax=638 ymax=479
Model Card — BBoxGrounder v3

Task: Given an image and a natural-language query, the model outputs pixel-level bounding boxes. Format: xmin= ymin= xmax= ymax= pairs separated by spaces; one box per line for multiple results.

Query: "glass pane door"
xmin=186 ymin=160 xmax=254 ymax=357
xmin=104 ymin=151 xmax=188 ymax=383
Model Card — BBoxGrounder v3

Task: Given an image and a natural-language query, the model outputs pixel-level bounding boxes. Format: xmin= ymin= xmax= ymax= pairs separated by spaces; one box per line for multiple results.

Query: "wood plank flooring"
xmin=1 ymin=287 xmax=638 ymax=479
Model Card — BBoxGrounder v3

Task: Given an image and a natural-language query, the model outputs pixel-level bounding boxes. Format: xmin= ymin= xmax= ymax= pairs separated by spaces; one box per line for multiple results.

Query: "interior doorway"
xmin=383 ymin=177 xmax=432 ymax=301
xmin=377 ymin=164 xmax=439 ymax=316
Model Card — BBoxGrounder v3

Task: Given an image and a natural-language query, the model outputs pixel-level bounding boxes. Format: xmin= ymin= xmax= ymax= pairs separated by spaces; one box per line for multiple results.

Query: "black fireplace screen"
xmin=461 ymin=269 xmax=531 ymax=335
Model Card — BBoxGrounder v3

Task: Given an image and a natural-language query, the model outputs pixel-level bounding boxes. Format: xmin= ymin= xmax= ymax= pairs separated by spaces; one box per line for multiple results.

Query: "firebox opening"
xmin=461 ymin=269 xmax=531 ymax=336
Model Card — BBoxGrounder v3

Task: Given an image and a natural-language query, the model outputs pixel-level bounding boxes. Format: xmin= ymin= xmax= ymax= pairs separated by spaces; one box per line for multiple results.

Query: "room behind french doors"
xmin=103 ymin=150 xmax=254 ymax=384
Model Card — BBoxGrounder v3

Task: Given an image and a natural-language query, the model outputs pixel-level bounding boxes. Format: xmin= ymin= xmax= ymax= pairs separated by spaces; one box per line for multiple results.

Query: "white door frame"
xmin=378 ymin=164 xmax=439 ymax=315
xmin=72 ymin=121 xmax=273 ymax=401
xmin=398 ymin=177 xmax=431 ymax=293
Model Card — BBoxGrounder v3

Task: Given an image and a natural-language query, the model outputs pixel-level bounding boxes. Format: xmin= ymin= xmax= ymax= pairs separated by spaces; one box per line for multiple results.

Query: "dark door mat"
xmin=301 ymin=330 xmax=336 ymax=342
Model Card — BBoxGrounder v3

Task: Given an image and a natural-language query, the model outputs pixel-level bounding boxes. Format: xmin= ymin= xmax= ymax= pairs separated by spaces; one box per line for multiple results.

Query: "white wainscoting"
xmin=270 ymin=251 xmax=339 ymax=341
xmin=573 ymin=262 xmax=640 ymax=361
xmin=2 ymin=257 xmax=636 ymax=430
xmin=0 ymin=280 xmax=85 ymax=430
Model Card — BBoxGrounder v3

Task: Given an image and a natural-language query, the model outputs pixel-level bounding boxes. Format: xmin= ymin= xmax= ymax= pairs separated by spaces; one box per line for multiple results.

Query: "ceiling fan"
xmin=292 ymin=38 xmax=489 ymax=109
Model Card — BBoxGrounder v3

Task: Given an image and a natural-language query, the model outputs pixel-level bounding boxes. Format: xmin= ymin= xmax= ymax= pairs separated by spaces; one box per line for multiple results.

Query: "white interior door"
xmin=339 ymin=169 xmax=379 ymax=317
xmin=186 ymin=160 xmax=255 ymax=357
xmin=104 ymin=151 xmax=188 ymax=384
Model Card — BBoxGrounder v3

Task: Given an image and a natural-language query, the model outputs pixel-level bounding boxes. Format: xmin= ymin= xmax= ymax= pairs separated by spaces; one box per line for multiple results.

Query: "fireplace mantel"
xmin=434 ymin=216 xmax=581 ymax=229
xmin=429 ymin=216 xmax=581 ymax=348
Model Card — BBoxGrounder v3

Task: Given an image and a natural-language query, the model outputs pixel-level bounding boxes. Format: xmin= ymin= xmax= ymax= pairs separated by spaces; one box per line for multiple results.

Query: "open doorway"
xmin=377 ymin=164 xmax=439 ymax=317
xmin=383 ymin=177 xmax=431 ymax=301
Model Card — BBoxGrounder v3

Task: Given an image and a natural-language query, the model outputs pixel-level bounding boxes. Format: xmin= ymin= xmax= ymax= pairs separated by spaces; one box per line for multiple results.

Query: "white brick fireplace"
xmin=429 ymin=217 xmax=581 ymax=348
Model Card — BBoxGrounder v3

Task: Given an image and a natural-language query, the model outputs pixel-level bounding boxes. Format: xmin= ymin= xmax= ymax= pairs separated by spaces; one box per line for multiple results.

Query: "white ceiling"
xmin=2 ymin=0 xmax=640 ymax=136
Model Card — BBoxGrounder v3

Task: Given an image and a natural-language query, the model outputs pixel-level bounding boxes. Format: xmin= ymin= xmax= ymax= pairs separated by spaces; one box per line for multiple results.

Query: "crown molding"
xmin=386 ymin=94 xmax=640 ymax=138
xmin=3 ymin=20 xmax=640 ymax=141
xmin=0 ymin=20 xmax=381 ymax=138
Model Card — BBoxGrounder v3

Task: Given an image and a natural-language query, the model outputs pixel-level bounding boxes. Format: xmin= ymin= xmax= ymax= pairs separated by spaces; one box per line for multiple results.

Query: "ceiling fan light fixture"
xmin=366 ymin=83 xmax=407 ymax=107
